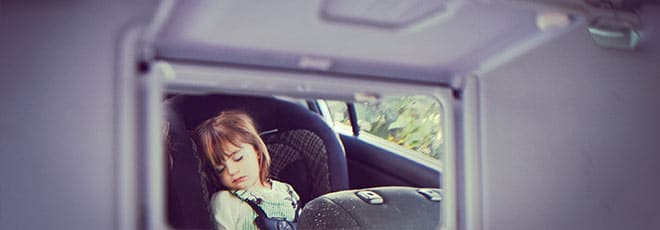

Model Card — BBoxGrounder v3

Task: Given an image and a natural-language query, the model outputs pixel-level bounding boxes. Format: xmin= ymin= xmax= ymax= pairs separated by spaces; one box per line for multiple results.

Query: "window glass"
xmin=325 ymin=100 xmax=350 ymax=125
xmin=325 ymin=95 xmax=444 ymax=161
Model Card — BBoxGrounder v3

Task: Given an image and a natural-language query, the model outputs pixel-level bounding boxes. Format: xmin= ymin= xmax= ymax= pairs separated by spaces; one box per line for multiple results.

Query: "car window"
xmin=325 ymin=95 xmax=444 ymax=162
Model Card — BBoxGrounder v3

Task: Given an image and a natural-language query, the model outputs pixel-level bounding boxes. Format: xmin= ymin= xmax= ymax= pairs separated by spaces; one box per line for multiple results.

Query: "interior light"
xmin=320 ymin=0 xmax=449 ymax=29
xmin=535 ymin=11 xmax=571 ymax=31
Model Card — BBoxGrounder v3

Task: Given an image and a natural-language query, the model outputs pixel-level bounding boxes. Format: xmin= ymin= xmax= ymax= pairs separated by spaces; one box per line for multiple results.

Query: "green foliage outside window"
xmin=326 ymin=95 xmax=444 ymax=160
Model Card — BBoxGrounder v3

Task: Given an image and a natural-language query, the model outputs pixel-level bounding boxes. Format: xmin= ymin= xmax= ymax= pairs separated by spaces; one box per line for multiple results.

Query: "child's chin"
xmin=229 ymin=183 xmax=249 ymax=190
xmin=228 ymin=180 xmax=259 ymax=190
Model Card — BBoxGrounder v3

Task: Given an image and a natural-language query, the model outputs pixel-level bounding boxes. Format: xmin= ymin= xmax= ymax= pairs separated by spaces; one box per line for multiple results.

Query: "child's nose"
xmin=225 ymin=162 xmax=239 ymax=175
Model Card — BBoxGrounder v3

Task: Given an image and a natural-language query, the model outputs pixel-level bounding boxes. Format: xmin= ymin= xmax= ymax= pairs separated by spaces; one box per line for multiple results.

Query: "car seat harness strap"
xmin=232 ymin=183 xmax=300 ymax=230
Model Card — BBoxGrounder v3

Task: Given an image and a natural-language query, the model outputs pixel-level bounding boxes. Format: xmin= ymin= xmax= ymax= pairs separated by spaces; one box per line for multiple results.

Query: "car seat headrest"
xmin=262 ymin=129 xmax=331 ymax=204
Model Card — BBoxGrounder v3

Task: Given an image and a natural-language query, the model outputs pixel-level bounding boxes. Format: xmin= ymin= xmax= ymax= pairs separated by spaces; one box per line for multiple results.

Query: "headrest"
xmin=262 ymin=129 xmax=331 ymax=204
xmin=298 ymin=187 xmax=443 ymax=230
xmin=166 ymin=94 xmax=327 ymax=133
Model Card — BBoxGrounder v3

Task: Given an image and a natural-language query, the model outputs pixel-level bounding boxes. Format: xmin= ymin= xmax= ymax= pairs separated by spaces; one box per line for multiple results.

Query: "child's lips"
xmin=233 ymin=176 xmax=247 ymax=184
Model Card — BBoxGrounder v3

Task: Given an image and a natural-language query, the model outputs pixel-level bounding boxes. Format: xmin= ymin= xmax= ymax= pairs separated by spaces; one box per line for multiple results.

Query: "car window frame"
xmin=136 ymin=60 xmax=459 ymax=230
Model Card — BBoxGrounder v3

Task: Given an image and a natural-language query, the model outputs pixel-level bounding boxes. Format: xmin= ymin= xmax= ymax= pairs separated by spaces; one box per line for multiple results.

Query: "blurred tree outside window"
xmin=325 ymin=95 xmax=444 ymax=161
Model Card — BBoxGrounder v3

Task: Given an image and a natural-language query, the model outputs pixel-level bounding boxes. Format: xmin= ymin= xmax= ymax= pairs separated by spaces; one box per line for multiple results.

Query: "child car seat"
xmin=164 ymin=94 xmax=349 ymax=229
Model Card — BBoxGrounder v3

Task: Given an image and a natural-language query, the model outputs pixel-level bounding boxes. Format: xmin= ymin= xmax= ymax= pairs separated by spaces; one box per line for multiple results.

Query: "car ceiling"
xmin=148 ymin=0 xmax=643 ymax=86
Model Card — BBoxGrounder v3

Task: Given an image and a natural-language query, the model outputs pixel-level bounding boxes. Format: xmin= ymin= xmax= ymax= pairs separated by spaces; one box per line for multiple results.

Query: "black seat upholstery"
xmin=165 ymin=103 xmax=213 ymax=228
xmin=164 ymin=94 xmax=349 ymax=229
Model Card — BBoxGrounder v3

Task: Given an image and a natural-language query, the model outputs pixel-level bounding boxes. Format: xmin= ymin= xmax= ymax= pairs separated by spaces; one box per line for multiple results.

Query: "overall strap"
xmin=231 ymin=192 xmax=269 ymax=218
xmin=231 ymin=189 xmax=299 ymax=230
xmin=284 ymin=184 xmax=301 ymax=222
xmin=231 ymin=183 xmax=300 ymax=221
xmin=245 ymin=198 xmax=269 ymax=218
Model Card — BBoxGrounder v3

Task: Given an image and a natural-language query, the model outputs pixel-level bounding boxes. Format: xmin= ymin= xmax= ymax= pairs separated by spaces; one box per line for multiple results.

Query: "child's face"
xmin=216 ymin=142 xmax=262 ymax=190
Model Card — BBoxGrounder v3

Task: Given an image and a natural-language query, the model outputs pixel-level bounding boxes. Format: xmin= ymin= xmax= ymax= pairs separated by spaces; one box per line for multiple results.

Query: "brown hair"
xmin=195 ymin=110 xmax=271 ymax=186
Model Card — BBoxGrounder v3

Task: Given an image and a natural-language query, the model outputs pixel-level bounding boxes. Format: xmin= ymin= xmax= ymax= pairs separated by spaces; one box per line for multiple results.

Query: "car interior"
xmin=163 ymin=93 xmax=351 ymax=228
xmin=3 ymin=0 xmax=660 ymax=229
xmin=163 ymin=92 xmax=443 ymax=229
xmin=145 ymin=0 xmax=657 ymax=229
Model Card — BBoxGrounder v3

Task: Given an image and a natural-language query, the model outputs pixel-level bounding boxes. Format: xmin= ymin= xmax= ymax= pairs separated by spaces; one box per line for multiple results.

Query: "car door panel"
xmin=340 ymin=135 xmax=441 ymax=189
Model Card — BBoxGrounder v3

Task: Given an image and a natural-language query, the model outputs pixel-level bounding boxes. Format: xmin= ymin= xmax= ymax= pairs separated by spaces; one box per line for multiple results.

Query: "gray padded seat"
xmin=298 ymin=187 xmax=443 ymax=230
